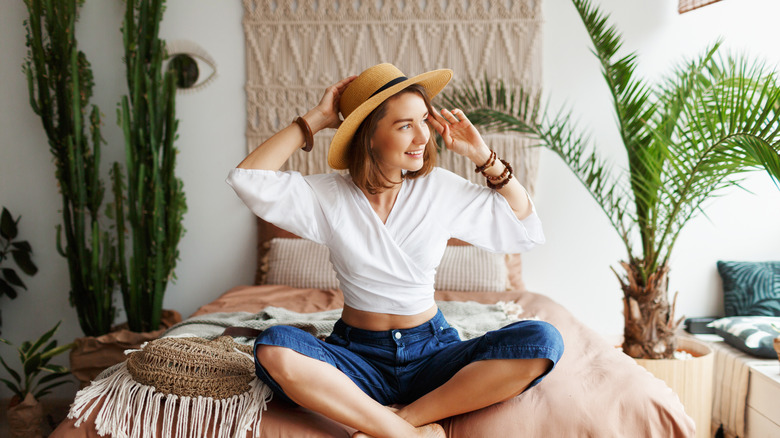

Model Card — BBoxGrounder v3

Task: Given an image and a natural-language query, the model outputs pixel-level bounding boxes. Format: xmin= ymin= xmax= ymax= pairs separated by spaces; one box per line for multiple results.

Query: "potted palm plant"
xmin=440 ymin=0 xmax=780 ymax=361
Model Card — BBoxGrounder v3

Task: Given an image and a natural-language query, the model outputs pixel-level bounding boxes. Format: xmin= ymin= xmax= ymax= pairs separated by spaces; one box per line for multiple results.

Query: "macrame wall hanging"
xmin=243 ymin=0 xmax=544 ymax=194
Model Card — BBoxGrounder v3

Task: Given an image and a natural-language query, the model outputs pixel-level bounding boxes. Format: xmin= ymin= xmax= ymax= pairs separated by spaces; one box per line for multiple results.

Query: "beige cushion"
xmin=434 ymin=245 xmax=510 ymax=292
xmin=261 ymin=238 xmax=513 ymax=292
xmin=262 ymin=238 xmax=339 ymax=289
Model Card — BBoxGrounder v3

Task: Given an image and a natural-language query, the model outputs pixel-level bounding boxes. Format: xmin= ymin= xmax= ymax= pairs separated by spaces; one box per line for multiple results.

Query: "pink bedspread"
xmin=52 ymin=285 xmax=695 ymax=437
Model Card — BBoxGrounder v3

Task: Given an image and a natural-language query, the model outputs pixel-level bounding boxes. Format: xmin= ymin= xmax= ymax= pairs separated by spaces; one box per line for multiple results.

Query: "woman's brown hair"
xmin=348 ymin=83 xmax=437 ymax=195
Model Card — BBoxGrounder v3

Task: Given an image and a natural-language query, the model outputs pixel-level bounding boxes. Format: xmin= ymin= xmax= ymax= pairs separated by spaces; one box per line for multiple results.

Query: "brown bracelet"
xmin=486 ymin=160 xmax=513 ymax=190
xmin=293 ymin=116 xmax=314 ymax=152
xmin=474 ymin=150 xmax=496 ymax=174
xmin=485 ymin=158 xmax=511 ymax=181
xmin=487 ymin=173 xmax=512 ymax=190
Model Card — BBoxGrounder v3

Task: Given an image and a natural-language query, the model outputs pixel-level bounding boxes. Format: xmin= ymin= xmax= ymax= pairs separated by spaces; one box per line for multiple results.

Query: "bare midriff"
xmin=340 ymin=304 xmax=439 ymax=331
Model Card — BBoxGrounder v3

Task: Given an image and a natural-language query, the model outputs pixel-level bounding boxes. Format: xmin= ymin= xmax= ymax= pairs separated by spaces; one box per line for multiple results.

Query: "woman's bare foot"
xmin=416 ymin=423 xmax=446 ymax=437
xmin=351 ymin=422 xmax=445 ymax=438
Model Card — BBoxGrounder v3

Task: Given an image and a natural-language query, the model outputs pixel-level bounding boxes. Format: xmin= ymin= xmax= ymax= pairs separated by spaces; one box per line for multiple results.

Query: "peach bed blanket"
xmin=52 ymin=285 xmax=695 ymax=437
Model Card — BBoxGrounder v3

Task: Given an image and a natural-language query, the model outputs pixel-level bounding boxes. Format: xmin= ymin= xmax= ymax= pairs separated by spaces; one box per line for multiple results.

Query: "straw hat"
xmin=125 ymin=336 xmax=254 ymax=399
xmin=328 ymin=63 xmax=453 ymax=170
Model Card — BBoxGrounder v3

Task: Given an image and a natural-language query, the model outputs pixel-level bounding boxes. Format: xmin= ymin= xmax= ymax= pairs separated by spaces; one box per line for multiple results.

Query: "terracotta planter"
xmin=634 ymin=337 xmax=713 ymax=438
xmin=7 ymin=393 xmax=44 ymax=438
xmin=69 ymin=310 xmax=182 ymax=387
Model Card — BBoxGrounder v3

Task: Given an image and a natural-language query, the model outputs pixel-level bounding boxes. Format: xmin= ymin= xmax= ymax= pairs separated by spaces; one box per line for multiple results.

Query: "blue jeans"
xmin=253 ymin=310 xmax=564 ymax=406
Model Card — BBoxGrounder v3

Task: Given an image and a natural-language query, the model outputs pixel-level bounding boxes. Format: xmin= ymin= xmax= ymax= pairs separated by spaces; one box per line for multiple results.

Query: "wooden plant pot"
xmin=69 ymin=310 xmax=182 ymax=387
xmin=7 ymin=393 xmax=44 ymax=438
xmin=634 ymin=337 xmax=713 ymax=438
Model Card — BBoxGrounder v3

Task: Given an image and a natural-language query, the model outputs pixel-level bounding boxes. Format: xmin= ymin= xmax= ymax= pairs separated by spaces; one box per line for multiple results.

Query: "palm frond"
xmin=571 ymin=0 xmax=656 ymax=151
xmin=633 ymin=42 xmax=726 ymax=273
xmin=740 ymin=136 xmax=780 ymax=186
xmin=539 ymin=110 xmax=636 ymax=254
xmin=655 ymin=42 xmax=723 ymax=140
xmin=655 ymin=54 xmax=780 ymax=265
xmin=439 ymin=78 xmax=636 ymax=256
xmin=572 ymin=0 xmax=659 ymax=274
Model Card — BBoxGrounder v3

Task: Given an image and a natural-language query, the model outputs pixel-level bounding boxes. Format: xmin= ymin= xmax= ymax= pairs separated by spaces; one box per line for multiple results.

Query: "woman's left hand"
xmin=428 ymin=108 xmax=487 ymax=159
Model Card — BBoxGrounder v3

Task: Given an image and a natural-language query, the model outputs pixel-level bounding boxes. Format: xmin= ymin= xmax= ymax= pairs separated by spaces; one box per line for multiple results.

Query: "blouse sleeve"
xmin=434 ymin=168 xmax=545 ymax=253
xmin=226 ymin=168 xmax=333 ymax=244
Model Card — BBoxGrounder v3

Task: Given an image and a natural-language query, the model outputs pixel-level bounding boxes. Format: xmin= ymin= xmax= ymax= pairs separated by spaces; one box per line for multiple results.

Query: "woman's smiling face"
xmin=370 ymin=91 xmax=432 ymax=179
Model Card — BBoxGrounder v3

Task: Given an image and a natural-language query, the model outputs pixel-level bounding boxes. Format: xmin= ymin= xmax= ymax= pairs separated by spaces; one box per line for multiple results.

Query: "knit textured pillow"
xmin=434 ymin=245 xmax=509 ymax=292
xmin=261 ymin=238 xmax=510 ymax=292
xmin=717 ymin=261 xmax=780 ymax=316
xmin=707 ymin=316 xmax=780 ymax=358
xmin=263 ymin=238 xmax=339 ymax=289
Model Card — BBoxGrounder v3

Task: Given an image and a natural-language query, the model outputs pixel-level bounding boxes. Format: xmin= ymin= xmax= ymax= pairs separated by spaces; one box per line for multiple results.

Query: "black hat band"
xmin=370 ymin=76 xmax=409 ymax=98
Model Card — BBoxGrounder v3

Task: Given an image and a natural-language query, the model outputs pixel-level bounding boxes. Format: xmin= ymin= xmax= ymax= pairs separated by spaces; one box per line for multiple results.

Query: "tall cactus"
xmin=112 ymin=0 xmax=186 ymax=333
xmin=22 ymin=0 xmax=117 ymax=336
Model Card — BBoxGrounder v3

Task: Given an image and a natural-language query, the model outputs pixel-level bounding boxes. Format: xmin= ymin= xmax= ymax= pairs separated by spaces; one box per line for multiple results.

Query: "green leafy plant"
xmin=439 ymin=0 xmax=780 ymax=359
xmin=0 ymin=321 xmax=73 ymax=403
xmin=0 ymin=207 xmax=39 ymax=334
xmin=23 ymin=0 xmax=118 ymax=337
xmin=111 ymin=0 xmax=187 ymax=333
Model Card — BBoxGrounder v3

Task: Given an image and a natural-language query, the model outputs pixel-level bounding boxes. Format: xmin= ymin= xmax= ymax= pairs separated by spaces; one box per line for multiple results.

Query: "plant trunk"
xmin=617 ymin=261 xmax=683 ymax=359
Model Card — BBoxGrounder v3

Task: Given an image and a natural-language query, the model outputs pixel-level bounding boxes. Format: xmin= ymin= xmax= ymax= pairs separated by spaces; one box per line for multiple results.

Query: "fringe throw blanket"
xmin=67 ymin=300 xmax=528 ymax=438
xmin=162 ymin=300 xmax=529 ymax=342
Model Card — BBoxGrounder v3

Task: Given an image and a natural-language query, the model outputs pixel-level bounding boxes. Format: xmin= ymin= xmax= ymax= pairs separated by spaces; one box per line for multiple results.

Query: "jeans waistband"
xmin=332 ymin=309 xmax=450 ymax=344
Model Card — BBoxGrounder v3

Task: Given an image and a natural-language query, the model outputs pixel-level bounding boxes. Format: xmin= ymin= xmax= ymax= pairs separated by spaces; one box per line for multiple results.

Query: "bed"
xmin=51 ymin=216 xmax=696 ymax=438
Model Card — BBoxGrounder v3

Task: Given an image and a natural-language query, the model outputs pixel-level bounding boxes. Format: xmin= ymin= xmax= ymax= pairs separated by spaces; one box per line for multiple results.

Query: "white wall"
xmin=1 ymin=0 xmax=779 ymax=402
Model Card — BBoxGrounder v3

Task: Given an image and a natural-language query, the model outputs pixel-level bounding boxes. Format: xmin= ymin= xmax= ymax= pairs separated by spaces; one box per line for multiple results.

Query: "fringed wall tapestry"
xmin=242 ymin=0 xmax=544 ymax=193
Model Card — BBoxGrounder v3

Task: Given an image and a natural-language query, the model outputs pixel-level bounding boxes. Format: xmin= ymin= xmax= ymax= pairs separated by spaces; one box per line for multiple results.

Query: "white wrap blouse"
xmin=226 ymin=167 xmax=544 ymax=315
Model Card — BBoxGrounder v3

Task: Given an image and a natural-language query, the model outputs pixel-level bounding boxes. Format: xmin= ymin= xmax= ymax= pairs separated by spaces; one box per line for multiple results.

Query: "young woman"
xmin=227 ymin=63 xmax=564 ymax=438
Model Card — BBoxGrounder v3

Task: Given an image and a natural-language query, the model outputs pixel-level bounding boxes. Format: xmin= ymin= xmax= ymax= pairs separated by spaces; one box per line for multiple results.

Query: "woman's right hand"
xmin=303 ymin=75 xmax=358 ymax=133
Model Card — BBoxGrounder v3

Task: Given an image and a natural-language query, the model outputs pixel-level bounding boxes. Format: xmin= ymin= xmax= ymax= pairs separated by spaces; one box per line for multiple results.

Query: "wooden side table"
xmin=746 ymin=363 xmax=780 ymax=437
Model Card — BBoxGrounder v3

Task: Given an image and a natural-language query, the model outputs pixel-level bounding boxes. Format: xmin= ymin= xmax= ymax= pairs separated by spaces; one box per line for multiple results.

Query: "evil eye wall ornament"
xmin=164 ymin=40 xmax=218 ymax=93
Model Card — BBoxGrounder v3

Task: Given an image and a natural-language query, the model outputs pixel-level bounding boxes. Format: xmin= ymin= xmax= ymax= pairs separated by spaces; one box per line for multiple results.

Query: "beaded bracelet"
xmin=486 ymin=159 xmax=514 ymax=190
xmin=474 ymin=150 xmax=497 ymax=174
xmin=485 ymin=158 xmax=511 ymax=182
xmin=293 ymin=116 xmax=314 ymax=152
xmin=487 ymin=173 xmax=512 ymax=190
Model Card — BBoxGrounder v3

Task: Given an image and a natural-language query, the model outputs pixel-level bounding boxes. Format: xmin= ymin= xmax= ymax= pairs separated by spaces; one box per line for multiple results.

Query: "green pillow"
xmin=707 ymin=316 xmax=780 ymax=358
xmin=717 ymin=261 xmax=780 ymax=316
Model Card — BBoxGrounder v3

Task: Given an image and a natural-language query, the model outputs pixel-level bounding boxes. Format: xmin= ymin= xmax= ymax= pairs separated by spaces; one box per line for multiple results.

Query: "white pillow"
xmin=262 ymin=238 xmax=510 ymax=292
